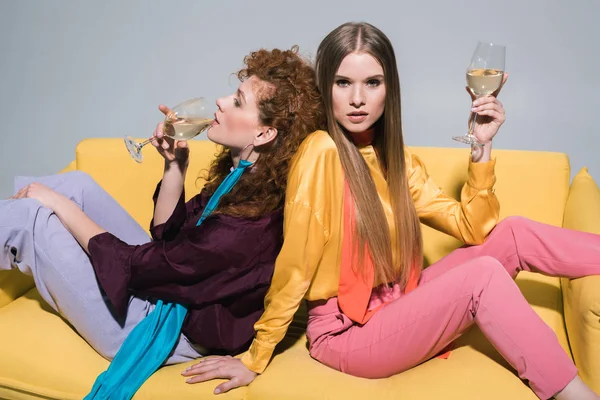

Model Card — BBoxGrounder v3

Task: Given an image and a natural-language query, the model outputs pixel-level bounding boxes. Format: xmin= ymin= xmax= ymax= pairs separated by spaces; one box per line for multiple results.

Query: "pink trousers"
xmin=306 ymin=216 xmax=599 ymax=399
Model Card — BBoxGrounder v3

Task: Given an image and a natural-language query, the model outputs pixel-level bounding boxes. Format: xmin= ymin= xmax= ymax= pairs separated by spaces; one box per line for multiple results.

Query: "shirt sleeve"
xmin=240 ymin=140 xmax=337 ymax=374
xmin=406 ymin=149 xmax=500 ymax=245
xmin=149 ymin=181 xmax=205 ymax=241
xmin=240 ymin=202 xmax=326 ymax=374
xmin=87 ymin=212 xmax=271 ymax=318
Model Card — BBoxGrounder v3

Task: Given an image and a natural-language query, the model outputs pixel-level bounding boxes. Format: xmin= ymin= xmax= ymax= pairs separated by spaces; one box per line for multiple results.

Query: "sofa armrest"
xmin=0 ymin=161 xmax=77 ymax=309
xmin=561 ymin=167 xmax=600 ymax=393
xmin=61 ymin=160 xmax=76 ymax=173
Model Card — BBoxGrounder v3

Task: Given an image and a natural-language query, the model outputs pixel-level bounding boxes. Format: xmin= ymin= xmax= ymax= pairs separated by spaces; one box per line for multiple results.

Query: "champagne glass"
xmin=453 ymin=42 xmax=506 ymax=146
xmin=124 ymin=97 xmax=214 ymax=163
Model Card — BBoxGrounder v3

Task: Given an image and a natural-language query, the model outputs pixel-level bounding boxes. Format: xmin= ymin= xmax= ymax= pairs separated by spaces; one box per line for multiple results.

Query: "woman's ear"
xmin=254 ymin=126 xmax=278 ymax=146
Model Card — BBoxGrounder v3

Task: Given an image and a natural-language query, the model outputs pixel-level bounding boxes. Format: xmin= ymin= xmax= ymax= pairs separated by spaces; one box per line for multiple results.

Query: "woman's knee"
xmin=63 ymin=171 xmax=95 ymax=186
xmin=495 ymin=215 xmax=531 ymax=233
xmin=484 ymin=216 xmax=533 ymax=256
xmin=63 ymin=171 xmax=102 ymax=195
xmin=460 ymin=256 xmax=511 ymax=286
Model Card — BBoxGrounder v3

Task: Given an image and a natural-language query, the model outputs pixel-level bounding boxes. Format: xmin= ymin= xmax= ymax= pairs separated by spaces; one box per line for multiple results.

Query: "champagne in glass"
xmin=163 ymin=116 xmax=214 ymax=140
xmin=466 ymin=68 xmax=504 ymax=96
xmin=124 ymin=97 xmax=214 ymax=163
xmin=453 ymin=42 xmax=506 ymax=146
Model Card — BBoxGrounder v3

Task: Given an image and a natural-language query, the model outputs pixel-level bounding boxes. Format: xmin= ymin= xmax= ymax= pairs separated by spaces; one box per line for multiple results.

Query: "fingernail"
xmin=214 ymin=389 xmax=221 ymax=394
xmin=186 ymin=378 xmax=192 ymax=383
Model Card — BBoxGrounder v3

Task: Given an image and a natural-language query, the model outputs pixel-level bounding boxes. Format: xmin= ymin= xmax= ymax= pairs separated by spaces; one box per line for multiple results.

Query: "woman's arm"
xmin=471 ymin=141 xmax=492 ymax=163
xmin=407 ymin=149 xmax=499 ymax=245
xmin=150 ymin=105 xmax=191 ymax=226
xmin=152 ymin=160 xmax=187 ymax=226
xmin=409 ymin=75 xmax=507 ymax=243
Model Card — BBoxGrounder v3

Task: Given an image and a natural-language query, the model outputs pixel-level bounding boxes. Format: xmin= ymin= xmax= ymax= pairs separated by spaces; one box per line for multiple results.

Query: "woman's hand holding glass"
xmin=124 ymin=97 xmax=213 ymax=163
xmin=151 ymin=105 xmax=191 ymax=169
xmin=467 ymin=73 xmax=508 ymax=145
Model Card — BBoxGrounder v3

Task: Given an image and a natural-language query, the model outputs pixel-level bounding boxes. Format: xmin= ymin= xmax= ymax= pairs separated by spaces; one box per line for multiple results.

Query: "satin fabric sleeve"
xmin=406 ymin=149 xmax=500 ymax=244
xmin=240 ymin=135 xmax=336 ymax=374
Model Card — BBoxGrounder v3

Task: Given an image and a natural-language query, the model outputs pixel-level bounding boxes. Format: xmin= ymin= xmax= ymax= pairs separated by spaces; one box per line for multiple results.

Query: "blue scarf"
xmin=85 ymin=159 xmax=253 ymax=400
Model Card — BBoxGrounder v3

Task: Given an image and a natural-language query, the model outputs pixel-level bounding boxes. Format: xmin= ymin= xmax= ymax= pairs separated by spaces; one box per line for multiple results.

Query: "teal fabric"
xmin=85 ymin=159 xmax=253 ymax=399
xmin=84 ymin=300 xmax=187 ymax=399
xmin=197 ymin=160 xmax=253 ymax=226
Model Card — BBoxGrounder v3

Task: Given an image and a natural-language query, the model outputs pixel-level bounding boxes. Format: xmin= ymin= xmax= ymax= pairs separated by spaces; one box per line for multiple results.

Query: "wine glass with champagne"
xmin=124 ymin=97 xmax=214 ymax=163
xmin=453 ymin=42 xmax=506 ymax=146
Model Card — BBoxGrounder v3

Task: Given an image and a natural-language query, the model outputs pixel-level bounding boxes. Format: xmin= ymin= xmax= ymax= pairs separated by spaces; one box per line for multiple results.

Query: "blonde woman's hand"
xmin=181 ymin=356 xmax=257 ymax=394
xmin=468 ymin=73 xmax=508 ymax=144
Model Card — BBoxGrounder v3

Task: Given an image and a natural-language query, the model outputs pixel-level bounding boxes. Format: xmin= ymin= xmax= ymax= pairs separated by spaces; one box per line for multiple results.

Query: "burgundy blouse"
xmin=87 ymin=182 xmax=283 ymax=355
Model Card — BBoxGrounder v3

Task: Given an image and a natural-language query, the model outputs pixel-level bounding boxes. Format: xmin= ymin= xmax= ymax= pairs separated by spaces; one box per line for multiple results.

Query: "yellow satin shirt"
xmin=241 ymin=130 xmax=500 ymax=373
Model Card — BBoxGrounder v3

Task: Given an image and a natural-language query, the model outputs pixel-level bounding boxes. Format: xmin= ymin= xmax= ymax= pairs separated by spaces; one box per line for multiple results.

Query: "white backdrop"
xmin=1 ymin=0 xmax=598 ymax=197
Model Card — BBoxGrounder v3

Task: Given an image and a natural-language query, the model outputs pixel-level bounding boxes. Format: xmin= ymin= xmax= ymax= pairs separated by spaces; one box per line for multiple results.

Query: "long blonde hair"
xmin=315 ymin=22 xmax=423 ymax=287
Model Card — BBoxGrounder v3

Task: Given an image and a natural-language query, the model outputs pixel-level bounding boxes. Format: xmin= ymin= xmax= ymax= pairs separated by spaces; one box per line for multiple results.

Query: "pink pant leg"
xmin=422 ymin=216 xmax=600 ymax=284
xmin=308 ymin=256 xmax=577 ymax=400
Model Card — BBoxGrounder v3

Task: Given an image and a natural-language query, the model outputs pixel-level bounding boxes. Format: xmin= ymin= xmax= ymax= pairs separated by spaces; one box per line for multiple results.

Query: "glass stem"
xmin=467 ymin=95 xmax=481 ymax=136
xmin=138 ymin=138 xmax=153 ymax=149
xmin=468 ymin=111 xmax=478 ymax=136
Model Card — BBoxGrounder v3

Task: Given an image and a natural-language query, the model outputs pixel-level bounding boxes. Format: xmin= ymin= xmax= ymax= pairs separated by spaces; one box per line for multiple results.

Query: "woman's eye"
xmin=335 ymin=79 xmax=350 ymax=88
xmin=234 ymin=98 xmax=241 ymax=107
xmin=367 ymin=79 xmax=381 ymax=87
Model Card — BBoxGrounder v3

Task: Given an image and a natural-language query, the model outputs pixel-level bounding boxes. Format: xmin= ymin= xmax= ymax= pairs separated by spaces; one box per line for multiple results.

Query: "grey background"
xmin=1 ymin=0 xmax=598 ymax=198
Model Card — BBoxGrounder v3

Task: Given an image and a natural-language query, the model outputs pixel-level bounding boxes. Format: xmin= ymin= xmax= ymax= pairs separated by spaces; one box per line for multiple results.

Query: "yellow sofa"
xmin=1 ymin=138 xmax=599 ymax=400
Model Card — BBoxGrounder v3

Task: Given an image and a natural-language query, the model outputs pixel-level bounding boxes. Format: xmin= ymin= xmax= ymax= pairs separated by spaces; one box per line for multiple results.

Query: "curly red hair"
xmin=199 ymin=46 xmax=325 ymax=218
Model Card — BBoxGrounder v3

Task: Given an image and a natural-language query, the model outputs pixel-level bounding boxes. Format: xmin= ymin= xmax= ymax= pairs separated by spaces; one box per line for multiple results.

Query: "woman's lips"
xmin=347 ymin=113 xmax=368 ymax=123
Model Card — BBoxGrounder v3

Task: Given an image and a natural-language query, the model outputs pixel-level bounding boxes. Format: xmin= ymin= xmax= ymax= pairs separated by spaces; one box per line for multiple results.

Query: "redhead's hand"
xmin=10 ymin=183 xmax=65 ymax=211
xmin=467 ymin=72 xmax=508 ymax=144
xmin=181 ymin=356 xmax=257 ymax=394
xmin=151 ymin=104 xmax=189 ymax=167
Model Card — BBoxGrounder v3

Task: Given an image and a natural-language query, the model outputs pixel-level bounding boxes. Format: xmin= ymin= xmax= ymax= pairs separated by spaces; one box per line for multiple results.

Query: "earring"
xmin=240 ymin=143 xmax=255 ymax=162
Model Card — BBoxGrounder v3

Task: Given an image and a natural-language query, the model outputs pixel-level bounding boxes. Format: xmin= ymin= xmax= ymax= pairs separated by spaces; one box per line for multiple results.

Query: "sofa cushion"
xmin=0 ymin=289 xmax=245 ymax=399
xmin=561 ymin=167 xmax=600 ymax=394
xmin=411 ymin=147 xmax=570 ymax=265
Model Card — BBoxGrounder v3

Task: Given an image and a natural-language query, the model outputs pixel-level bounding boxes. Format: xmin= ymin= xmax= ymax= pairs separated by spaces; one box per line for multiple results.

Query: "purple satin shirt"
xmin=87 ymin=182 xmax=283 ymax=355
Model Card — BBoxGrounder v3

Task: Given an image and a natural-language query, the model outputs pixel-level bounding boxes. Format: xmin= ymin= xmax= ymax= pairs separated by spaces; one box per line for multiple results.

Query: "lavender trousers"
xmin=306 ymin=216 xmax=600 ymax=399
xmin=0 ymin=171 xmax=202 ymax=364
